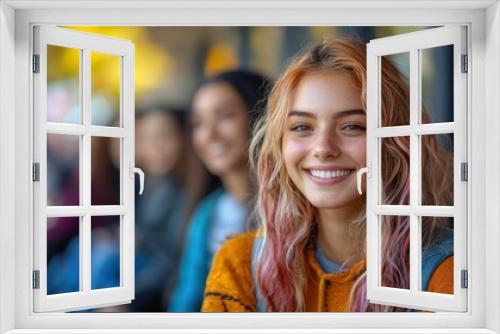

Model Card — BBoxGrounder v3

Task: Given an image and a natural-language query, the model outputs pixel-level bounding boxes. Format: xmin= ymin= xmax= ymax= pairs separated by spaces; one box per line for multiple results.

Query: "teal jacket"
xmin=168 ymin=188 xmax=224 ymax=312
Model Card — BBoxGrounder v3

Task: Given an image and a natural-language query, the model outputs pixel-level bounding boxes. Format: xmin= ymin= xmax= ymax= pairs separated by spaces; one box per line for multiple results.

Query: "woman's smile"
xmin=206 ymin=142 xmax=230 ymax=158
xmin=305 ymin=167 xmax=356 ymax=185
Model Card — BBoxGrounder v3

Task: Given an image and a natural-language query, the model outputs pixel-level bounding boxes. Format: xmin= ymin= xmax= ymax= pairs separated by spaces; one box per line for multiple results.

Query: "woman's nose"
xmin=200 ymin=121 xmax=218 ymax=141
xmin=312 ymin=130 xmax=340 ymax=160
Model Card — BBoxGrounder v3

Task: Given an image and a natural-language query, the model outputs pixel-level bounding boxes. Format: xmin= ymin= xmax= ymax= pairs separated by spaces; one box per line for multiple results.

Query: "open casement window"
xmin=33 ymin=26 xmax=142 ymax=312
xmin=364 ymin=26 xmax=468 ymax=312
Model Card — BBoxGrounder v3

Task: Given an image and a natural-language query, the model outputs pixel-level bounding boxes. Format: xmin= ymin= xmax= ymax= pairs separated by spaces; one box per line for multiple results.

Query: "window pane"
xmin=47 ymin=217 xmax=80 ymax=295
xmin=91 ymin=215 xmax=120 ymax=290
xmin=421 ymin=45 xmax=454 ymax=124
xmin=380 ymin=52 xmax=410 ymax=127
xmin=47 ymin=134 xmax=80 ymax=206
xmin=380 ymin=215 xmax=410 ymax=290
xmin=47 ymin=45 xmax=80 ymax=124
xmin=91 ymin=51 xmax=121 ymax=126
xmin=380 ymin=136 xmax=410 ymax=205
xmin=91 ymin=137 xmax=121 ymax=205
xmin=421 ymin=216 xmax=454 ymax=295
xmin=421 ymin=133 xmax=454 ymax=206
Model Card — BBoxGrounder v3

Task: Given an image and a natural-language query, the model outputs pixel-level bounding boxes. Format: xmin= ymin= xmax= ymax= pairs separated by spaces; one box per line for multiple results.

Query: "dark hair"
xmin=193 ymin=69 xmax=271 ymax=129
xmin=136 ymin=104 xmax=187 ymax=131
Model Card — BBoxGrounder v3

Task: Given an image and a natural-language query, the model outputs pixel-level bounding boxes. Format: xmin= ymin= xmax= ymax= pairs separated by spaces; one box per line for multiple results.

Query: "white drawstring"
xmin=356 ymin=164 xmax=371 ymax=195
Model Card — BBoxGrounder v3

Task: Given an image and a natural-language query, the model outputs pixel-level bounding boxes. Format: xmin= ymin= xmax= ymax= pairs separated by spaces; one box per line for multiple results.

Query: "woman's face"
xmin=191 ymin=82 xmax=250 ymax=177
xmin=282 ymin=70 xmax=366 ymax=210
xmin=137 ymin=113 xmax=183 ymax=176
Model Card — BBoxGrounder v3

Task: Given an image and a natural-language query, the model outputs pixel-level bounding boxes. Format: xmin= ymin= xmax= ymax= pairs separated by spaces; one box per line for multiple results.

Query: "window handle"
xmin=130 ymin=162 xmax=145 ymax=195
xmin=356 ymin=163 xmax=371 ymax=195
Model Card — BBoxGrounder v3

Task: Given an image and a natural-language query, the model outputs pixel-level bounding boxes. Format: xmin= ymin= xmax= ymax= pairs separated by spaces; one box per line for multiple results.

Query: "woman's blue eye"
xmin=343 ymin=124 xmax=364 ymax=131
xmin=291 ymin=124 xmax=311 ymax=132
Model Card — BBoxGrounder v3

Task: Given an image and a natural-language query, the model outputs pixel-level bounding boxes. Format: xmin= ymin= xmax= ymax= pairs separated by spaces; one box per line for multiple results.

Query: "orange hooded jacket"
xmin=201 ymin=231 xmax=453 ymax=312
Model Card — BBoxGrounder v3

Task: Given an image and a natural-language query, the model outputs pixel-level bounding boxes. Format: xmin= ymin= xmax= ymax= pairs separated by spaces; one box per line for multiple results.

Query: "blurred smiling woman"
xmin=169 ymin=70 xmax=271 ymax=312
xmin=201 ymin=38 xmax=454 ymax=312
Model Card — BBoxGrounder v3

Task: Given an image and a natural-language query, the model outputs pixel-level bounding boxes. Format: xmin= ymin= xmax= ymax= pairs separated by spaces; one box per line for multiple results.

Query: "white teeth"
xmin=309 ymin=169 xmax=352 ymax=179
xmin=208 ymin=144 xmax=226 ymax=156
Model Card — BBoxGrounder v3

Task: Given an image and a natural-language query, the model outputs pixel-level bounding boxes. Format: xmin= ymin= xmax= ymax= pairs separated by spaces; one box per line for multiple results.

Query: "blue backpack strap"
xmin=421 ymin=230 xmax=454 ymax=291
xmin=251 ymin=234 xmax=266 ymax=312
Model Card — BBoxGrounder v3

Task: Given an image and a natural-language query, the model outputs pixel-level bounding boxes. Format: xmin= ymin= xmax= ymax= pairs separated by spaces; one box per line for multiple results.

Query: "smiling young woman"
xmin=201 ymin=37 xmax=454 ymax=313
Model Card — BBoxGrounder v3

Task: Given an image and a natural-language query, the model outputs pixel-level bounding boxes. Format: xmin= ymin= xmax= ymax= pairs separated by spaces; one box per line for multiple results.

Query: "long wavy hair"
xmin=249 ymin=37 xmax=453 ymax=312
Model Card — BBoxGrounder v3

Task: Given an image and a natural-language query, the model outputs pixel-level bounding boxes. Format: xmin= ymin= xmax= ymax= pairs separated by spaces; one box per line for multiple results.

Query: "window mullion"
xmin=90 ymin=126 xmax=126 ymax=138
xmin=409 ymin=47 xmax=421 ymax=293
xmin=81 ymin=48 xmax=92 ymax=294
xmin=121 ymin=49 xmax=134 ymax=291
xmin=375 ymin=123 xmax=455 ymax=138
xmin=374 ymin=205 xmax=454 ymax=217
xmin=46 ymin=123 xmax=127 ymax=138
xmin=365 ymin=44 xmax=379 ymax=295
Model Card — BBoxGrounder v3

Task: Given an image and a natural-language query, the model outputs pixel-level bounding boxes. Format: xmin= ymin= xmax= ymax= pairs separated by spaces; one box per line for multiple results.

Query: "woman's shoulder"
xmin=207 ymin=230 xmax=257 ymax=277
xmin=189 ymin=188 xmax=226 ymax=226
xmin=220 ymin=230 xmax=256 ymax=253
xmin=202 ymin=231 xmax=257 ymax=312
xmin=427 ymin=255 xmax=454 ymax=294
xmin=196 ymin=188 xmax=226 ymax=211
xmin=423 ymin=230 xmax=454 ymax=294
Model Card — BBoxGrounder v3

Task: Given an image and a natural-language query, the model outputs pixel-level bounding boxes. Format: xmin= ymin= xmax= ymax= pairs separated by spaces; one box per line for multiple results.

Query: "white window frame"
xmin=365 ymin=26 xmax=468 ymax=312
xmin=33 ymin=26 xmax=136 ymax=312
xmin=0 ymin=1 xmax=499 ymax=333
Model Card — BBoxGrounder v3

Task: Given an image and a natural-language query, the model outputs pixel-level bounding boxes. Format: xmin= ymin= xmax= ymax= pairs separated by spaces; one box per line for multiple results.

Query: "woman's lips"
xmin=206 ymin=143 xmax=228 ymax=158
xmin=305 ymin=168 xmax=355 ymax=186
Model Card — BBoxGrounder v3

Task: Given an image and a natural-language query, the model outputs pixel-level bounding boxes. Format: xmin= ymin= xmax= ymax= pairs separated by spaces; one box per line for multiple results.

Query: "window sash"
xmin=32 ymin=26 xmax=135 ymax=312
xmin=366 ymin=25 xmax=468 ymax=312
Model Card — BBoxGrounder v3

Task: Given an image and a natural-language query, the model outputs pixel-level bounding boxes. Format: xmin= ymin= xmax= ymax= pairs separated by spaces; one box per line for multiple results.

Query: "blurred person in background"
xmin=47 ymin=133 xmax=122 ymax=295
xmin=47 ymin=106 xmax=204 ymax=312
xmin=47 ymin=131 xmax=122 ymax=262
xmin=129 ymin=106 xmax=194 ymax=311
xmin=90 ymin=106 xmax=202 ymax=312
xmin=168 ymin=69 xmax=271 ymax=312
xmin=48 ymin=101 xmax=213 ymax=312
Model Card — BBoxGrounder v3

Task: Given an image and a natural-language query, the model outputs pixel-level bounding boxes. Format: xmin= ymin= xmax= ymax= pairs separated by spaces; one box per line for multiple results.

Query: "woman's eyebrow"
xmin=288 ymin=110 xmax=315 ymax=119
xmin=332 ymin=109 xmax=366 ymax=119
xmin=288 ymin=109 xmax=365 ymax=119
xmin=213 ymin=100 xmax=243 ymax=113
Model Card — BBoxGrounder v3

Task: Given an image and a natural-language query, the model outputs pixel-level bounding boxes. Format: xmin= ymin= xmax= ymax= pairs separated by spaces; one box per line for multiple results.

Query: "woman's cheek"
xmin=283 ymin=135 xmax=309 ymax=170
xmin=192 ymin=130 xmax=205 ymax=158
xmin=343 ymin=138 xmax=367 ymax=166
xmin=220 ymin=119 xmax=249 ymax=154
xmin=219 ymin=117 xmax=244 ymax=141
